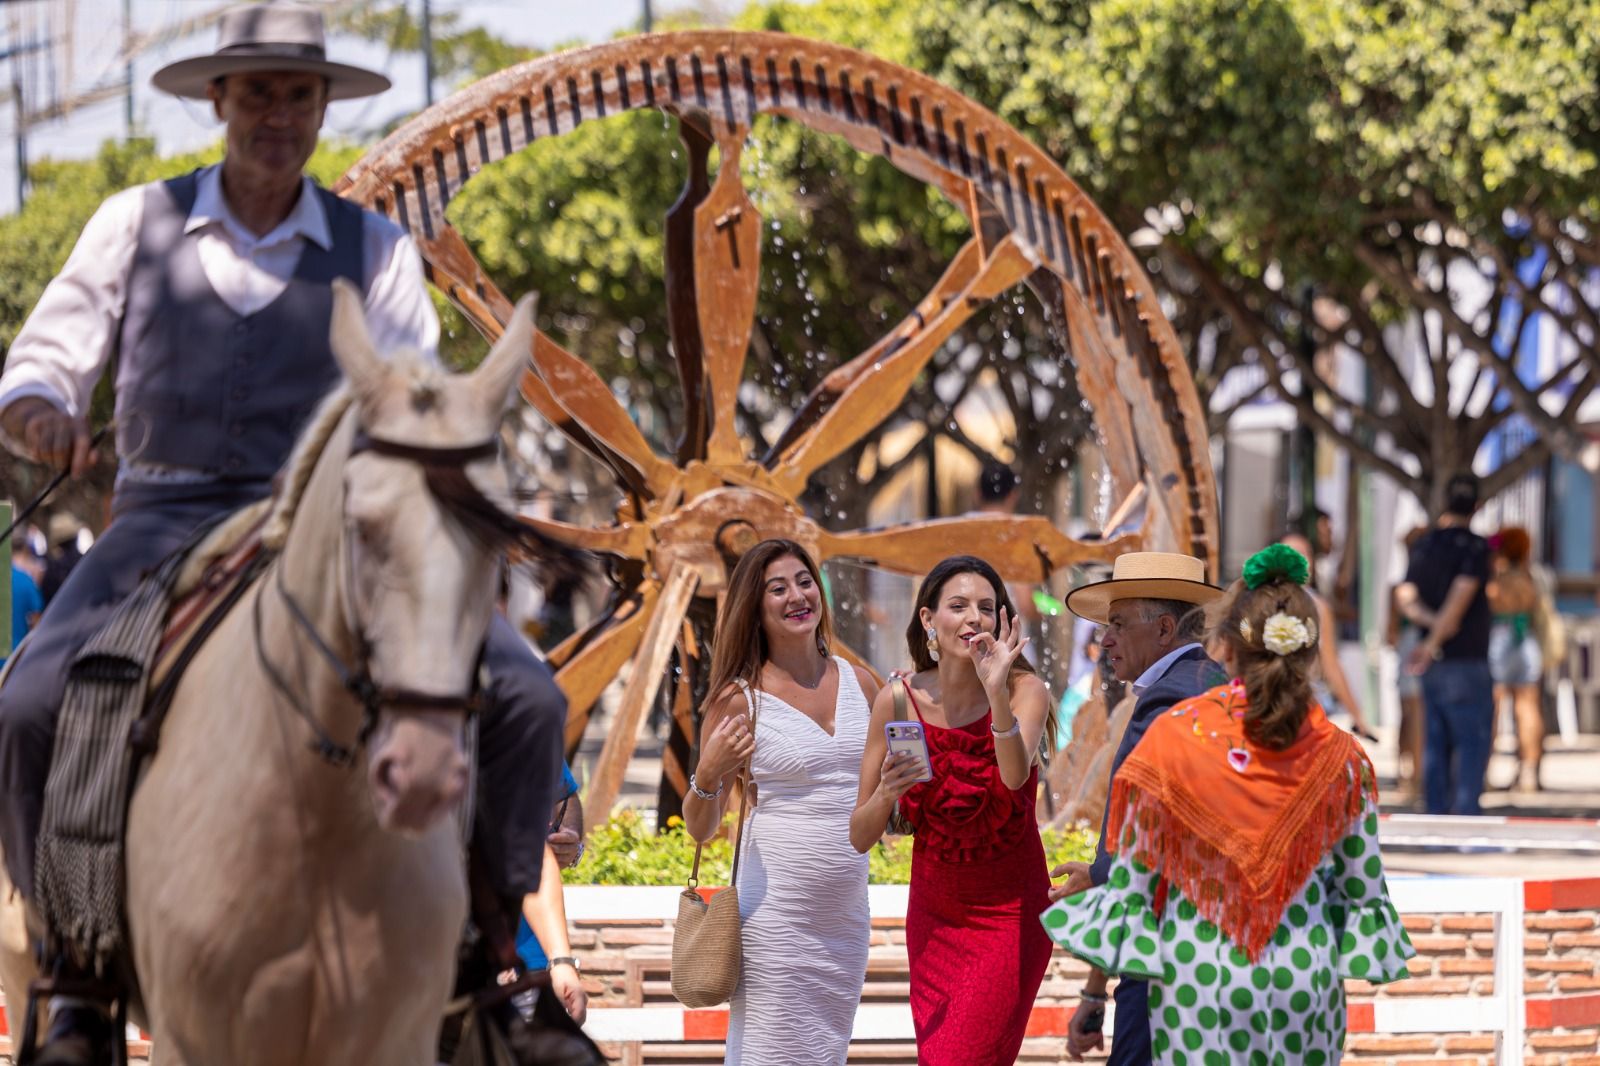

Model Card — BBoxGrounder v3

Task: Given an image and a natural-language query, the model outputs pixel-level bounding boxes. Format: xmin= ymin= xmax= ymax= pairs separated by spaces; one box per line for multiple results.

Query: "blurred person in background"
xmin=1386 ymin=526 xmax=1430 ymax=805
xmin=40 ymin=512 xmax=85 ymax=606
xmin=1399 ymin=474 xmax=1494 ymax=816
xmin=7 ymin=541 xmax=44 ymax=666
xmin=516 ymin=763 xmax=589 ymax=1024
xmin=1280 ymin=532 xmax=1377 ymax=741
xmin=1487 ymin=527 xmax=1553 ymax=794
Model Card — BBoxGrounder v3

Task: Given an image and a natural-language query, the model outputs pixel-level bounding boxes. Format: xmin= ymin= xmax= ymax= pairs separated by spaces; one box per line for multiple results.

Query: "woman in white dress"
xmin=683 ymin=539 xmax=879 ymax=1066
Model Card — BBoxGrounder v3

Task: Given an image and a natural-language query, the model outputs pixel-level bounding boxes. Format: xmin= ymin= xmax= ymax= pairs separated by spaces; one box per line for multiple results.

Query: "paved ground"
xmin=576 ymin=705 xmax=1600 ymax=878
xmin=1369 ymin=727 xmax=1600 ymax=877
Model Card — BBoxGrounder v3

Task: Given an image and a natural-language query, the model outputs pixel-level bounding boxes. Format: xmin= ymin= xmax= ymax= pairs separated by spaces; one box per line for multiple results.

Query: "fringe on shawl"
xmin=1105 ymin=736 xmax=1375 ymax=962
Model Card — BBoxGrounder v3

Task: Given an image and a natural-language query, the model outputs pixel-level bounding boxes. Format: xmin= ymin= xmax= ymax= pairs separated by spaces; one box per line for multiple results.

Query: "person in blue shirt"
xmin=6 ymin=558 xmax=44 ymax=666
xmin=516 ymin=763 xmax=588 ymax=1023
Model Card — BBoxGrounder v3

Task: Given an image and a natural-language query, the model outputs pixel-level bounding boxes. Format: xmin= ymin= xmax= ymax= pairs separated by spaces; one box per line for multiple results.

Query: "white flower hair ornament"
xmin=1261 ymin=612 xmax=1316 ymax=656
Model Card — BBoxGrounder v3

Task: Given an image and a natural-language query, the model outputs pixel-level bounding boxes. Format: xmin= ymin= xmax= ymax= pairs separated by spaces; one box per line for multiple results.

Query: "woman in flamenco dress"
xmin=1041 ymin=545 xmax=1414 ymax=1063
xmin=852 ymin=555 xmax=1055 ymax=1065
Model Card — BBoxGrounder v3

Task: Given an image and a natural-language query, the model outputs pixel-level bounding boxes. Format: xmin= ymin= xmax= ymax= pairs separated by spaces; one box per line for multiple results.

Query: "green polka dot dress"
xmin=1040 ymin=795 xmax=1412 ymax=1063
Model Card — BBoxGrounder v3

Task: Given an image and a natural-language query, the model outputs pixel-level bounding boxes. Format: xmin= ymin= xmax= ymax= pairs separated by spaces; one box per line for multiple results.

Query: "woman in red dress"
xmin=852 ymin=555 xmax=1054 ymax=1065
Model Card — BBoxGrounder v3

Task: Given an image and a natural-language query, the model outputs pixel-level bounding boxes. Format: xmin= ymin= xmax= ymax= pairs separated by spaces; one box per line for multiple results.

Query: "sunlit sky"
xmin=0 ymin=0 xmax=712 ymax=211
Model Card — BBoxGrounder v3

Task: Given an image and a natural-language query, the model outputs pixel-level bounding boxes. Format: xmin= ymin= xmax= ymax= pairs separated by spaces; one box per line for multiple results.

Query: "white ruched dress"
xmin=724 ymin=659 xmax=871 ymax=1066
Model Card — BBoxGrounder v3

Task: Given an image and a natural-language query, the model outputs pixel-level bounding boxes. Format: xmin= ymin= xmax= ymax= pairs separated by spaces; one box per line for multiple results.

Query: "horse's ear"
xmin=329 ymin=278 xmax=385 ymax=397
xmin=471 ymin=293 xmax=537 ymax=417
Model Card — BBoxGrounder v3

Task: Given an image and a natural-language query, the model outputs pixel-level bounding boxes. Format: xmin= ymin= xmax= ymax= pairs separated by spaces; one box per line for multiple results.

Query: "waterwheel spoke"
xmin=553 ymin=582 xmax=659 ymax=751
xmin=660 ymin=621 xmax=702 ymax=805
xmin=517 ymin=515 xmax=650 ymax=560
xmin=1029 ymin=270 xmax=1142 ymax=499
xmin=764 ymin=237 xmax=984 ymax=463
xmin=817 ymin=515 xmax=1137 ymax=585
xmin=1103 ymin=481 xmax=1149 ymax=539
xmin=584 ymin=563 xmax=701 ymax=819
xmin=527 ymin=331 xmax=680 ymax=499
xmin=695 ymin=131 xmax=762 ymax=464
xmin=665 ymin=114 xmax=714 ymax=464
xmin=412 ymin=224 xmax=640 ymax=485
xmin=770 ymin=235 xmax=1038 ymax=496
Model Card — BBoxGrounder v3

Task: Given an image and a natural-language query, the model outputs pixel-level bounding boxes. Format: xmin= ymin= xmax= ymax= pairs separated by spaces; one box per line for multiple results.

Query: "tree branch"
xmin=1355 ymin=239 xmax=1585 ymax=457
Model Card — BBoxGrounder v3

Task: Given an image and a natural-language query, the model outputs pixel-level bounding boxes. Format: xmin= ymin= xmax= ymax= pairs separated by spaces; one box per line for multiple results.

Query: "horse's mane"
xmin=262 ymin=387 xmax=354 ymax=551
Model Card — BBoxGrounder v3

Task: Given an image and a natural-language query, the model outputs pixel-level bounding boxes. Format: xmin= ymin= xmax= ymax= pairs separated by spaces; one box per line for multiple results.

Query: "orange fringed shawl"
xmin=1106 ymin=682 xmax=1376 ymax=961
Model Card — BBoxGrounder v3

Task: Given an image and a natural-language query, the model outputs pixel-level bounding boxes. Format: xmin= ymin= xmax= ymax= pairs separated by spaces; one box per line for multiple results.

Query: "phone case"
xmin=884 ymin=722 xmax=935 ymax=782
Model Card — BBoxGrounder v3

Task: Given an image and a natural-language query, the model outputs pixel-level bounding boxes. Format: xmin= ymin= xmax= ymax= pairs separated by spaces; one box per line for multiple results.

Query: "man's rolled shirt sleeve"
xmin=0 ymin=186 xmax=143 ymax=434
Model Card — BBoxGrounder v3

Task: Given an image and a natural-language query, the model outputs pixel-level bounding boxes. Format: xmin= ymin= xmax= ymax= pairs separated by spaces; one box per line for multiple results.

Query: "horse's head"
xmin=327 ymin=279 xmax=534 ymax=835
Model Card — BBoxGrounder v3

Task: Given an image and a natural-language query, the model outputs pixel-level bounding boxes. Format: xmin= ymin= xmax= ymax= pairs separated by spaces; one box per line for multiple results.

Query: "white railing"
xmin=1387 ymin=877 xmax=1524 ymax=1066
xmin=569 ymin=877 xmax=1529 ymax=1062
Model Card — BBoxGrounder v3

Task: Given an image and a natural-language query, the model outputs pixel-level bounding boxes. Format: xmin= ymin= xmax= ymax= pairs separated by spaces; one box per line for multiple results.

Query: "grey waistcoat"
xmin=112 ymin=169 xmax=367 ymax=484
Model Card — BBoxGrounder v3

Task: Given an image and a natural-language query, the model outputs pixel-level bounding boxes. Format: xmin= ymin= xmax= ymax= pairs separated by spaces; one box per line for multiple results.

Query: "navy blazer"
xmin=1088 ymin=645 xmax=1227 ymax=887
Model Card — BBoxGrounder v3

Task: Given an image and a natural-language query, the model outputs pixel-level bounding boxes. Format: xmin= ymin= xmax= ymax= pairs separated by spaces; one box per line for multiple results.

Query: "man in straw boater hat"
xmin=0 ymin=4 xmax=565 ymax=1059
xmin=1047 ymin=552 xmax=1225 ymax=1066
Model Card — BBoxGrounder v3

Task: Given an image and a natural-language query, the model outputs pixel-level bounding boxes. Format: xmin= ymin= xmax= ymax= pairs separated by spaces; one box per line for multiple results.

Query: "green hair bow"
xmin=1243 ymin=543 xmax=1310 ymax=590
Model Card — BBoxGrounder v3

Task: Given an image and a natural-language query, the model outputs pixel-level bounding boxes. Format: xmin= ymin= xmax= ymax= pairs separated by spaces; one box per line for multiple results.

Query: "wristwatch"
xmin=564 ymin=841 xmax=586 ymax=869
xmin=549 ymin=956 xmax=581 ymax=972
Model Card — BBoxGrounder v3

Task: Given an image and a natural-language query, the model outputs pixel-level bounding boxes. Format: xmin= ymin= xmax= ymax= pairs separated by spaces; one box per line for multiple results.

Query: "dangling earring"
xmin=925 ymin=626 xmax=940 ymax=663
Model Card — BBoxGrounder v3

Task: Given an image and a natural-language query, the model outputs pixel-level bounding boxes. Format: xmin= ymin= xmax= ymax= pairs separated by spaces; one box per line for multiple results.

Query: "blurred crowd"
xmin=5 ymin=512 xmax=88 ymax=666
xmin=1047 ymin=471 xmax=1565 ymax=828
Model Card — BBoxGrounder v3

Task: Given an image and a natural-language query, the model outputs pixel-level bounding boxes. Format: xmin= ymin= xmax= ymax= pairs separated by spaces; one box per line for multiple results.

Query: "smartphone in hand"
xmin=884 ymin=722 xmax=934 ymax=782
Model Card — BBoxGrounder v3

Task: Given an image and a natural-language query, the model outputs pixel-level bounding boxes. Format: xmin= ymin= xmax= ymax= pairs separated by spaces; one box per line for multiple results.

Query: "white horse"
xmin=1 ymin=280 xmax=538 ymax=1065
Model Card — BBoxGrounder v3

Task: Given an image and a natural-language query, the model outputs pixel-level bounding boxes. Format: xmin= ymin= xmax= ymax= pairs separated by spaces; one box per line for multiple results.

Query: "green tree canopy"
xmin=6 ymin=0 xmax=1598 ymax=523
xmin=887 ymin=0 xmax=1600 ymax=513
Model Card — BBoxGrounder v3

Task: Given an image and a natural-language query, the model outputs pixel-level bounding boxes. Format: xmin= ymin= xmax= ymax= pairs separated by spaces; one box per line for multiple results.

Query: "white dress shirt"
xmin=1131 ymin=642 xmax=1206 ymax=698
xmin=0 ymin=164 xmax=439 ymax=432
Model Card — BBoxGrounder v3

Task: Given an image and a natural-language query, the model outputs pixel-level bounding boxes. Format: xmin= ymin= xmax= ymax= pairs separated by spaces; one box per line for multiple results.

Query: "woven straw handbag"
xmin=671 ymin=682 xmax=758 ymax=1008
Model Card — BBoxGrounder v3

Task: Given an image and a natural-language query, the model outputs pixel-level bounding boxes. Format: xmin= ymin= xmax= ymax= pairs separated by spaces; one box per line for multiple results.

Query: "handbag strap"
xmin=687 ymin=679 xmax=758 ymax=890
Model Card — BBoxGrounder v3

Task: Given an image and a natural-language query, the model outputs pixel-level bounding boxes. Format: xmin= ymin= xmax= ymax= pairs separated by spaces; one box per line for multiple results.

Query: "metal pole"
xmin=123 ymin=0 xmax=133 ymax=135
xmin=12 ymin=55 xmax=25 ymax=212
xmin=6 ymin=5 xmax=25 ymax=212
xmin=420 ymin=0 xmax=433 ymax=107
xmin=642 ymin=0 xmax=654 ymax=32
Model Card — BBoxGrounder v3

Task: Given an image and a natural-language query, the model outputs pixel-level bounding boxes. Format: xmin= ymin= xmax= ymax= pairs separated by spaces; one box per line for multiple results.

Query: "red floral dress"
xmin=899 ymin=688 xmax=1052 ymax=1065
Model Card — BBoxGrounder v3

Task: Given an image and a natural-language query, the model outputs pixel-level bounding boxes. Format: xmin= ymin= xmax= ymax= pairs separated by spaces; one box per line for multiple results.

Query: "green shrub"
xmin=567 ymin=809 xmax=1098 ymax=887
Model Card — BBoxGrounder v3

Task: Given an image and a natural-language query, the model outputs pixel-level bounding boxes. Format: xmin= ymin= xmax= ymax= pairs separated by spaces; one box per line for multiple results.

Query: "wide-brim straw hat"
xmin=46 ymin=512 xmax=82 ymax=545
xmin=152 ymin=2 xmax=391 ymax=102
xmin=1065 ymin=551 xmax=1223 ymax=624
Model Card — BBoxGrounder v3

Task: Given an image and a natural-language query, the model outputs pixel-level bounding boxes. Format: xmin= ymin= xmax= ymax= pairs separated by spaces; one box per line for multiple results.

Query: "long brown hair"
xmin=1208 ymin=575 xmax=1320 ymax=750
xmin=905 ymin=556 xmax=1054 ymax=748
xmin=705 ymin=539 xmax=834 ymax=705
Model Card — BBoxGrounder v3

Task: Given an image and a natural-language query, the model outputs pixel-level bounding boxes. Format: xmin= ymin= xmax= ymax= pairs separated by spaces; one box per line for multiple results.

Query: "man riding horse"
xmin=0 ymin=3 xmax=565 ymax=1059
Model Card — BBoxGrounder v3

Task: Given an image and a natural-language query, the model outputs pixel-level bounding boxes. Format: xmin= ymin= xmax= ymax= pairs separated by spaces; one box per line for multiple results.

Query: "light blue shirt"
xmin=1131 ymin=642 xmax=1206 ymax=697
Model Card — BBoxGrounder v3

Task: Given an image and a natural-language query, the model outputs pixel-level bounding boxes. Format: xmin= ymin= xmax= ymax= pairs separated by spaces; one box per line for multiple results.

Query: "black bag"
xmin=449 ymin=971 xmax=605 ymax=1066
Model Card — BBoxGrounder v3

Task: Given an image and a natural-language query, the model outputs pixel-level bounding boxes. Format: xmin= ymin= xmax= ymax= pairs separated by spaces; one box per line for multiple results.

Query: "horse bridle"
xmin=254 ymin=430 xmax=546 ymax=769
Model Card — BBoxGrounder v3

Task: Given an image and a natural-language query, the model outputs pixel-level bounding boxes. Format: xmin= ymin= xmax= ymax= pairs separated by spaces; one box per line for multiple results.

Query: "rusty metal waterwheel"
xmin=336 ymin=31 xmax=1219 ymax=817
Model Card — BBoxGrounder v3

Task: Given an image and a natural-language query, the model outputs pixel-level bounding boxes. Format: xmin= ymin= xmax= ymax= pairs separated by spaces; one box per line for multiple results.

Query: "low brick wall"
xmin=568 ymin=879 xmax=1600 ymax=1066
xmin=3 ymin=879 xmax=1595 ymax=1064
